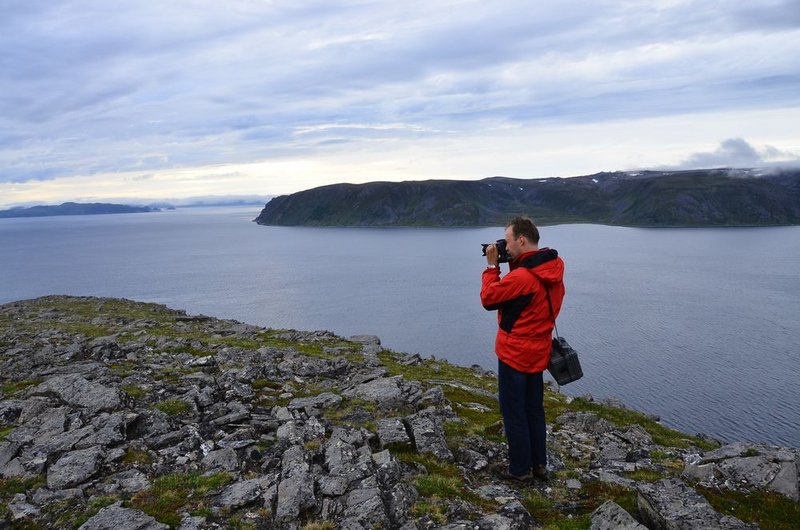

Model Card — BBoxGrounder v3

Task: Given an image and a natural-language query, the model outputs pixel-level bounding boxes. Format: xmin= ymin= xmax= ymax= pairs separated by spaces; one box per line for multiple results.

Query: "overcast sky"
xmin=2 ymin=0 xmax=799 ymax=207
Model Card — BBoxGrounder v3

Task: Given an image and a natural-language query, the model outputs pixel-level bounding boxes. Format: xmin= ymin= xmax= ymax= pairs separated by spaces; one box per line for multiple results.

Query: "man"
xmin=481 ymin=216 xmax=565 ymax=483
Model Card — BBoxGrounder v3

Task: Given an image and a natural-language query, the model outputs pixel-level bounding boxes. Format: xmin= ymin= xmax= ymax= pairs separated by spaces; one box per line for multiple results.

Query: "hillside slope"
xmin=254 ymin=168 xmax=800 ymax=227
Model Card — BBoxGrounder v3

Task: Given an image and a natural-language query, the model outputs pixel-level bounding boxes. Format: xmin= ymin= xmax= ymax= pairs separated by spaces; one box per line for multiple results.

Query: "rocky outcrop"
xmin=637 ymin=478 xmax=758 ymax=529
xmin=0 ymin=296 xmax=795 ymax=529
xmin=683 ymin=442 xmax=799 ymax=501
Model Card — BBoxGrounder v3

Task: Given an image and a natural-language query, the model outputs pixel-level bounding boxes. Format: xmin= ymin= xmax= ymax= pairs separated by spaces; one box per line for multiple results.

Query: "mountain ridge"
xmin=0 ymin=202 xmax=157 ymax=218
xmin=254 ymin=168 xmax=800 ymax=227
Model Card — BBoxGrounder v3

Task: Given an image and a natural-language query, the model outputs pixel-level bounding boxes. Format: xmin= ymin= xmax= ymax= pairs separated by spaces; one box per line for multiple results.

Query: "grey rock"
xmin=476 ymin=500 xmax=536 ymax=529
xmin=456 ymin=447 xmax=490 ymax=472
xmin=7 ymin=405 xmax=69 ymax=445
xmin=107 ymin=469 xmax=151 ymax=494
xmin=275 ymin=470 xmax=316 ymax=522
xmin=475 ymin=483 xmax=519 ymax=504
xmin=694 ymin=443 xmax=799 ymax=501
xmin=556 ymin=412 xmax=615 ymax=434
xmin=215 ymin=477 xmax=265 ymax=509
xmin=566 ymin=478 xmax=582 ymax=490
xmin=0 ymin=400 xmax=22 ymax=425
xmin=47 ymin=446 xmax=103 ymax=490
xmin=202 ymin=447 xmax=239 ymax=472
xmin=276 ymin=421 xmax=304 ymax=443
xmin=343 ymin=375 xmax=423 ymax=409
xmin=767 ymin=456 xmax=799 ymax=501
xmin=685 ymin=456 xmax=719 ymax=481
xmin=177 ymin=515 xmax=207 ymax=530
xmin=79 ymin=502 xmax=168 ymax=529
xmin=420 ymin=385 xmax=446 ymax=407
xmin=376 ymin=417 xmax=411 ymax=448
xmin=0 ymin=441 xmax=22 ymax=469
xmin=718 ymin=456 xmax=781 ymax=488
xmin=387 ymin=482 xmax=418 ymax=525
xmin=282 ymin=444 xmax=310 ymax=478
xmin=31 ymin=374 xmax=124 ymax=414
xmin=404 ymin=408 xmax=454 ymax=462
xmin=211 ymin=410 xmax=250 ymax=427
xmin=372 ymin=449 xmax=402 ymax=486
xmin=288 ymin=392 xmax=342 ymax=415
xmin=8 ymin=494 xmax=41 ymax=520
xmin=342 ymin=476 xmax=390 ymax=528
xmin=701 ymin=442 xmax=753 ymax=462
xmin=590 ymin=500 xmax=647 ymax=529
xmin=31 ymin=487 xmax=84 ymax=506
xmin=75 ymin=412 xmax=128 ymax=449
xmin=637 ymin=478 xmax=758 ymax=529
xmin=319 ymin=475 xmax=349 ymax=496
xmin=324 ymin=437 xmax=372 ymax=484
xmin=349 ymin=334 xmax=382 ymax=346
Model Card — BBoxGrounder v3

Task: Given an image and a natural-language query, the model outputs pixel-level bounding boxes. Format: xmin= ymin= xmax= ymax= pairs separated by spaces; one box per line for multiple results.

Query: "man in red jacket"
xmin=481 ymin=216 xmax=565 ymax=483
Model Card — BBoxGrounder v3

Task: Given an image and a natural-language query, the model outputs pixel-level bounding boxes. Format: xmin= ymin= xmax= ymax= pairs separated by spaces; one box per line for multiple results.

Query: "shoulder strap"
xmin=525 ymin=268 xmax=560 ymax=339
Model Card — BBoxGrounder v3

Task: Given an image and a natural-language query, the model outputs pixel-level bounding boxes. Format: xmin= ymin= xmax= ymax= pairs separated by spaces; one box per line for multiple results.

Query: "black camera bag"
xmin=526 ymin=269 xmax=584 ymax=385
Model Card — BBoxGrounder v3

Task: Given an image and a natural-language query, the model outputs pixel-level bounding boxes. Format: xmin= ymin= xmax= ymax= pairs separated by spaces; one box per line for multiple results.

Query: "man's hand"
xmin=486 ymin=244 xmax=499 ymax=267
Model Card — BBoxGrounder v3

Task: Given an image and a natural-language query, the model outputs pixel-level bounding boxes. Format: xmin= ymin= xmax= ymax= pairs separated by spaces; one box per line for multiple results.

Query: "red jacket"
xmin=481 ymin=248 xmax=565 ymax=373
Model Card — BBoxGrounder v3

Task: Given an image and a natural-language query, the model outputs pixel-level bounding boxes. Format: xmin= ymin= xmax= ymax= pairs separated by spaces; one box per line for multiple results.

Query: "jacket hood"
xmin=512 ymin=248 xmax=564 ymax=285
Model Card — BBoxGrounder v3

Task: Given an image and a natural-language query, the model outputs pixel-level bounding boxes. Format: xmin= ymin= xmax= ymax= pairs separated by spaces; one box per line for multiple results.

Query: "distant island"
xmin=254 ymin=168 xmax=800 ymax=228
xmin=0 ymin=202 xmax=158 ymax=218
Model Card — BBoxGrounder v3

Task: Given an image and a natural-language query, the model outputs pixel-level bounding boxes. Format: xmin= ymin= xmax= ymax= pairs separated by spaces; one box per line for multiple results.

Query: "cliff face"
xmin=254 ymin=168 xmax=800 ymax=227
xmin=0 ymin=296 xmax=797 ymax=528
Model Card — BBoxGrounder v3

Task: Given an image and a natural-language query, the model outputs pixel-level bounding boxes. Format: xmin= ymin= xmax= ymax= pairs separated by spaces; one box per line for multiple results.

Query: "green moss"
xmin=252 ymin=379 xmax=283 ymax=391
xmin=411 ymin=499 xmax=448 ymax=524
xmin=0 ymin=476 xmax=47 ymax=500
xmin=623 ymin=469 xmax=668 ymax=482
xmin=413 ymin=475 xmax=463 ymax=498
xmin=154 ymin=399 xmax=191 ymax=417
xmin=153 ymin=366 xmax=198 ymax=385
xmin=0 ymin=426 xmax=15 ymax=441
xmin=132 ymin=472 xmax=233 ymax=527
xmin=0 ymin=379 xmax=41 ymax=398
xmin=301 ymin=521 xmax=336 ymax=530
xmin=378 ymin=351 xmax=497 ymax=393
xmin=122 ymin=384 xmax=147 ymax=400
xmin=698 ymin=486 xmax=800 ymax=530
xmin=121 ymin=447 xmax=154 ymax=466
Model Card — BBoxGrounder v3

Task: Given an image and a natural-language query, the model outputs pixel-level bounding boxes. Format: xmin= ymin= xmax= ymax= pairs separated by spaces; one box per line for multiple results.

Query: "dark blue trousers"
xmin=498 ymin=359 xmax=547 ymax=476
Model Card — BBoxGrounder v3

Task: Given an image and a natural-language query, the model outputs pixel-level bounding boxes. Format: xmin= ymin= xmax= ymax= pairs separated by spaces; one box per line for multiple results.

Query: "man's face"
xmin=504 ymin=226 xmax=524 ymax=259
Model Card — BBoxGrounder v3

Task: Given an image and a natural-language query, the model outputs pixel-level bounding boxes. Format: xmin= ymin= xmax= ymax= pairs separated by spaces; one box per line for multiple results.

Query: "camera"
xmin=481 ymin=239 xmax=510 ymax=263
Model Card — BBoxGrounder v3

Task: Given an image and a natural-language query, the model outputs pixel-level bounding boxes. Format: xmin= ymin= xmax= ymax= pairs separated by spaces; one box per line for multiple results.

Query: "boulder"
xmin=47 ymin=446 xmax=104 ymax=490
xmin=404 ymin=408 xmax=453 ymax=462
xmin=288 ymin=392 xmax=342 ymax=415
xmin=343 ymin=375 xmax=423 ymax=409
xmin=215 ymin=477 xmax=267 ymax=509
xmin=78 ymin=502 xmax=168 ymax=529
xmin=590 ymin=500 xmax=647 ymax=529
xmin=637 ymin=478 xmax=758 ymax=529
xmin=377 ymin=417 xmax=411 ymax=448
xmin=30 ymin=374 xmax=124 ymax=414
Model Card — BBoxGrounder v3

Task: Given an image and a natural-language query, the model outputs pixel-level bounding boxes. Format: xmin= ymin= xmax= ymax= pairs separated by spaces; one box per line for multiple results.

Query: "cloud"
xmin=0 ymin=0 xmax=799 ymax=199
xmin=670 ymin=138 xmax=800 ymax=169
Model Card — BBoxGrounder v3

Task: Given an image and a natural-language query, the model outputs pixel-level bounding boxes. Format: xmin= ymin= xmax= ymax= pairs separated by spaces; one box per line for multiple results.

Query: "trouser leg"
xmin=498 ymin=359 xmax=532 ymax=476
xmin=525 ymin=370 xmax=547 ymax=467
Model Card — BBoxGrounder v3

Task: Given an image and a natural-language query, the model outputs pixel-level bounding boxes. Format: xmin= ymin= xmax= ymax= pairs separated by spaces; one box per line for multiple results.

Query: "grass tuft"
xmin=154 ymin=399 xmax=191 ymax=416
xmin=132 ymin=472 xmax=233 ymax=527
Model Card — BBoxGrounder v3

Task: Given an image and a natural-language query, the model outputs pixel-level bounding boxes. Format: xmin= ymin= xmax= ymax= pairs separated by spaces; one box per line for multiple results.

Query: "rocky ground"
xmin=0 ymin=296 xmax=797 ymax=529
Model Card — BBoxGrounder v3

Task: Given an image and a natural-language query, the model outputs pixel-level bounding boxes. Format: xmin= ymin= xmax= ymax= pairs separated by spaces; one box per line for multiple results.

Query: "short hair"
xmin=506 ymin=216 xmax=540 ymax=244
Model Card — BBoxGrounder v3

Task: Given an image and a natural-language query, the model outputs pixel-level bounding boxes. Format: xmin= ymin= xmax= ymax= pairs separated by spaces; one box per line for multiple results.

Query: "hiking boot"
xmin=496 ymin=468 xmax=533 ymax=486
xmin=532 ymin=464 xmax=549 ymax=482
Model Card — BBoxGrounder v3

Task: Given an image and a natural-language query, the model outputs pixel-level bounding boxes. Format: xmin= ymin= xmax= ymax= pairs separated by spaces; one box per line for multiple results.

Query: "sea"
xmin=1 ymin=206 xmax=798 ymax=448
